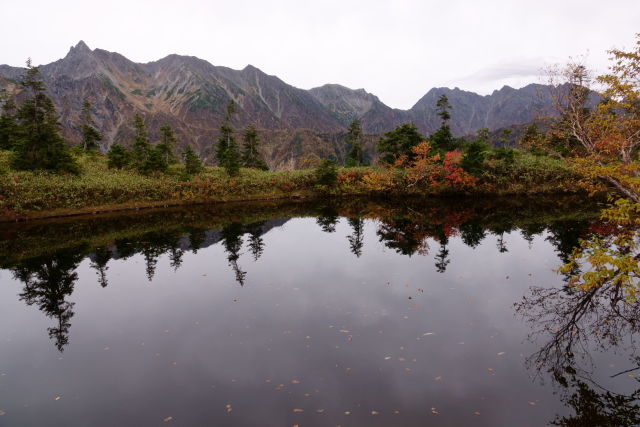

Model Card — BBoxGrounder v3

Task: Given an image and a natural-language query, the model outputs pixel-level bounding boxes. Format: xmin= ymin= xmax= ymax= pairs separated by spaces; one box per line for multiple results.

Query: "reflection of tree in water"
xmin=459 ymin=220 xmax=486 ymax=248
xmin=377 ymin=215 xmax=430 ymax=256
xmin=516 ymin=276 xmax=640 ymax=425
xmin=520 ymin=223 xmax=546 ymax=248
xmin=90 ymin=247 xmax=111 ymax=288
xmin=316 ymin=207 xmax=339 ymax=233
xmin=220 ymin=221 xmax=271 ymax=285
xmin=12 ymin=246 xmax=85 ymax=352
xmin=434 ymin=237 xmax=450 ymax=273
xmin=347 ymin=217 xmax=365 ymax=257
xmin=245 ymin=221 xmax=266 ymax=261
xmin=551 ymin=370 xmax=640 ymax=426
xmin=221 ymin=223 xmax=247 ymax=286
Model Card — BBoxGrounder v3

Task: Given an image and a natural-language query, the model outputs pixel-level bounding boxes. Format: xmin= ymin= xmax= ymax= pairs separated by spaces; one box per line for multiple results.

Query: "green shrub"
xmin=314 ymin=159 xmax=338 ymax=187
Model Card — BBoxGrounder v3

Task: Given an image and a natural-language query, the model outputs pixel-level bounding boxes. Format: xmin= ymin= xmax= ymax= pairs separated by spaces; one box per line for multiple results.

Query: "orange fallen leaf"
xmin=339 ymin=330 xmax=350 ymax=333
xmin=226 ymin=404 xmax=233 ymax=413
xmin=163 ymin=416 xmax=173 ymax=422
xmin=434 ymin=376 xmax=442 ymax=381
xmin=293 ymin=408 xmax=304 ymax=413
xmin=291 ymin=380 xmax=300 ymax=384
xmin=528 ymin=401 xmax=536 ymax=406
xmin=0 ymin=410 xmax=5 ymax=415
xmin=474 ymin=411 xmax=481 ymax=416
xmin=431 ymin=407 xmax=439 ymax=414
xmin=371 ymin=410 xmax=379 ymax=415
xmin=53 ymin=396 xmax=61 ymax=401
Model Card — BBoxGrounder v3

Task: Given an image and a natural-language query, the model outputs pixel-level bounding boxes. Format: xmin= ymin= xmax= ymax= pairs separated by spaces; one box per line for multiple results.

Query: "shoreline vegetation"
xmin=0 ymin=148 xmax=584 ymax=222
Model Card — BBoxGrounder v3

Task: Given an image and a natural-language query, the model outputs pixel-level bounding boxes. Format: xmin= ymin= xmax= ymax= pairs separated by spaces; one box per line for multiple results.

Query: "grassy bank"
xmin=0 ymin=149 xmax=585 ymax=221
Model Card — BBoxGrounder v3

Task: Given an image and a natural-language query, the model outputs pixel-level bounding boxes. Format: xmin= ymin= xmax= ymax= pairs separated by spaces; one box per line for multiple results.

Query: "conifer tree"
xmin=131 ymin=114 xmax=150 ymax=170
xmin=79 ymin=100 xmax=102 ymax=151
xmin=158 ymin=125 xmax=177 ymax=164
xmin=107 ymin=143 xmax=129 ymax=169
xmin=0 ymin=92 xmax=17 ymax=150
xmin=223 ymin=139 xmax=242 ymax=176
xmin=183 ymin=145 xmax=202 ymax=175
xmin=345 ymin=118 xmax=365 ymax=167
xmin=241 ymin=124 xmax=268 ymax=170
xmin=377 ymin=123 xmax=425 ymax=163
xmin=216 ymin=100 xmax=235 ymax=166
xmin=430 ymin=94 xmax=460 ymax=152
xmin=11 ymin=59 xmax=78 ymax=173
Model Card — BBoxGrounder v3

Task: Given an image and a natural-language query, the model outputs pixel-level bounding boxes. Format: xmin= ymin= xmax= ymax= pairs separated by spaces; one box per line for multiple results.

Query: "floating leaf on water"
xmin=398 ymin=357 xmax=406 ymax=362
xmin=474 ymin=411 xmax=481 ymax=416
xmin=0 ymin=410 xmax=5 ymax=415
xmin=435 ymin=376 xmax=442 ymax=381
xmin=163 ymin=416 xmax=173 ymax=422
xmin=54 ymin=396 xmax=61 ymax=401
xmin=291 ymin=380 xmax=300 ymax=384
xmin=497 ymin=352 xmax=506 ymax=356
xmin=431 ymin=407 xmax=439 ymax=414
xmin=371 ymin=411 xmax=379 ymax=415
xmin=528 ymin=401 xmax=536 ymax=406
xmin=226 ymin=404 xmax=233 ymax=413
xmin=293 ymin=408 xmax=304 ymax=413
xmin=423 ymin=332 xmax=434 ymax=336
xmin=344 ymin=411 xmax=351 ymax=415
xmin=339 ymin=330 xmax=350 ymax=333
xmin=384 ymin=356 xmax=391 ymax=360
xmin=316 ymin=409 xmax=325 ymax=413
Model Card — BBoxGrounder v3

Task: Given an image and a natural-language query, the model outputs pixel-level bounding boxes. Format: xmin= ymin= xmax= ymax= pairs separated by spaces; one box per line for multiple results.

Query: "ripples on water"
xmin=0 ymin=197 xmax=638 ymax=426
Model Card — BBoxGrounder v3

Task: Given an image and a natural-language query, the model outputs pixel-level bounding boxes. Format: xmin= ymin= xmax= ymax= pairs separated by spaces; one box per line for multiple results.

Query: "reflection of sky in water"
xmin=0 ymin=217 xmax=636 ymax=426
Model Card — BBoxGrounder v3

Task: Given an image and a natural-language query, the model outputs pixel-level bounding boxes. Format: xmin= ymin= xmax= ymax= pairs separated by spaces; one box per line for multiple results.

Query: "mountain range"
xmin=0 ymin=41 xmax=555 ymax=168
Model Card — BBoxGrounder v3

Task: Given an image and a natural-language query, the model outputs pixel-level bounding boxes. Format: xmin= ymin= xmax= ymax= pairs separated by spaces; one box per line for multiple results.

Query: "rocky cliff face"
xmin=0 ymin=41 xmax=557 ymax=168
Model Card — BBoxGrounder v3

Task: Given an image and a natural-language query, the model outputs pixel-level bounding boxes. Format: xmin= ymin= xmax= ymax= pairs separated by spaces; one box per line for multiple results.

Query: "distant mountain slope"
xmin=0 ymin=41 xmax=558 ymax=168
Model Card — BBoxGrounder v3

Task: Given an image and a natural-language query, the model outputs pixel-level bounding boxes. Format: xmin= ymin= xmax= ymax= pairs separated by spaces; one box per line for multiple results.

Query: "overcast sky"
xmin=1 ymin=0 xmax=638 ymax=109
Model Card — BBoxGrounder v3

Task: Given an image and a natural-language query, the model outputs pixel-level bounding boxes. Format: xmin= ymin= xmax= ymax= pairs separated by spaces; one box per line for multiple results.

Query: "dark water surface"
xmin=0 ymin=197 xmax=638 ymax=426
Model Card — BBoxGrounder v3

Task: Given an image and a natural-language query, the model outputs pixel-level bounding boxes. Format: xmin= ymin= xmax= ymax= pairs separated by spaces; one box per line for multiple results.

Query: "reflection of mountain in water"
xmin=0 ymin=197 xmax=604 ymax=353
xmin=88 ymin=218 xmax=290 ymax=263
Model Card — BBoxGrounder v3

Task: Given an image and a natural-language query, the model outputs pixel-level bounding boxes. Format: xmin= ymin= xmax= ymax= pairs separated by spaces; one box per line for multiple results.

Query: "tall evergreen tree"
xmin=216 ymin=100 xmax=235 ymax=166
xmin=345 ymin=118 xmax=366 ymax=167
xmin=131 ymin=114 xmax=150 ymax=169
xmin=158 ymin=125 xmax=177 ymax=164
xmin=79 ymin=100 xmax=102 ymax=151
xmin=241 ymin=124 xmax=268 ymax=170
xmin=11 ymin=59 xmax=78 ymax=173
xmin=429 ymin=94 xmax=460 ymax=152
xmin=0 ymin=90 xmax=17 ymax=150
xmin=183 ymin=145 xmax=202 ymax=175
